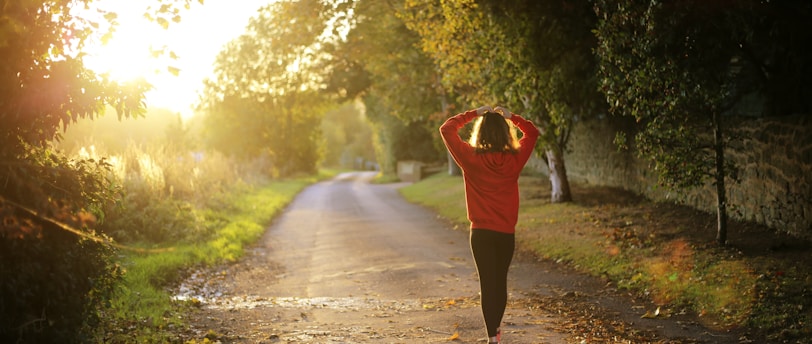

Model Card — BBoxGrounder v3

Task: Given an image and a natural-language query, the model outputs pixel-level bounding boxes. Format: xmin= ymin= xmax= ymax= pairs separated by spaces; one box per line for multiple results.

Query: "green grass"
xmin=399 ymin=172 xmax=812 ymax=342
xmin=104 ymin=170 xmax=340 ymax=342
xmin=398 ymin=173 xmax=468 ymax=225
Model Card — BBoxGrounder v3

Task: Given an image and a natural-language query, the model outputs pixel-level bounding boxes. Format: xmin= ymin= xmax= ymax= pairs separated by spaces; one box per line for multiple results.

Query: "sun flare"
xmin=78 ymin=1 xmax=192 ymax=117
xmin=77 ymin=0 xmax=271 ymax=120
xmin=83 ymin=36 xmax=161 ymax=84
xmin=80 ymin=2 xmax=165 ymax=83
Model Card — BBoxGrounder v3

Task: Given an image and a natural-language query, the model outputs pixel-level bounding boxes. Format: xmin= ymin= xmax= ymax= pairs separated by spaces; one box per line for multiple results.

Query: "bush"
xmin=89 ymin=143 xmax=251 ymax=245
xmin=102 ymin=195 xmax=207 ymax=244
xmin=0 ymin=226 xmax=122 ymax=343
xmin=0 ymin=145 xmax=125 ymax=343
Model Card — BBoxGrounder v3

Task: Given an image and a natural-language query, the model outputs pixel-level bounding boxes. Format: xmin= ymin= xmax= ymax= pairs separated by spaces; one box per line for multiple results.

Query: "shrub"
xmin=91 ymin=143 xmax=252 ymax=244
xmin=0 ymin=226 xmax=123 ymax=343
xmin=1 ymin=146 xmax=125 ymax=343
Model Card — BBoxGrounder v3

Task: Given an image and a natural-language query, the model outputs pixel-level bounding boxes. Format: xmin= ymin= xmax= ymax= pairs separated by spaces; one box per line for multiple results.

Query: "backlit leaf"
xmin=448 ymin=332 xmax=459 ymax=340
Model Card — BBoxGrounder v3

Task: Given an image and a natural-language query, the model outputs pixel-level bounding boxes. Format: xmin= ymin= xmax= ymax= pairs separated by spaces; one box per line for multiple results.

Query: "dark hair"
xmin=469 ymin=112 xmax=519 ymax=154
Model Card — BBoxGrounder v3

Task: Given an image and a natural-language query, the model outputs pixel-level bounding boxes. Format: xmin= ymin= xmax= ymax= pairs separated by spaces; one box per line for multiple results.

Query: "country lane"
xmin=177 ymin=171 xmax=738 ymax=344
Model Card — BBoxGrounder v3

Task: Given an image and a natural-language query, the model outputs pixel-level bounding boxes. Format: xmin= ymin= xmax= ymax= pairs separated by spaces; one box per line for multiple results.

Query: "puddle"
xmin=173 ymin=268 xmax=423 ymax=311
xmin=180 ymin=295 xmax=423 ymax=311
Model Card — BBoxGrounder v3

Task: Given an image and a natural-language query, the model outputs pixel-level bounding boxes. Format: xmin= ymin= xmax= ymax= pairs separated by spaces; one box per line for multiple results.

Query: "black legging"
xmin=470 ymin=228 xmax=515 ymax=338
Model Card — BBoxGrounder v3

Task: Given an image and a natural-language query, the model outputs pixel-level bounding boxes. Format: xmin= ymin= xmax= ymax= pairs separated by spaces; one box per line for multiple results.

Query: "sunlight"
xmin=78 ymin=0 xmax=273 ymax=120
xmin=79 ymin=2 xmax=164 ymax=83
xmin=83 ymin=31 xmax=160 ymax=83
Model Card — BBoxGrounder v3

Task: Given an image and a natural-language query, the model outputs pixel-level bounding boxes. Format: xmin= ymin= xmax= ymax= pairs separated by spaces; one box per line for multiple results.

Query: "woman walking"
xmin=439 ymin=105 xmax=540 ymax=344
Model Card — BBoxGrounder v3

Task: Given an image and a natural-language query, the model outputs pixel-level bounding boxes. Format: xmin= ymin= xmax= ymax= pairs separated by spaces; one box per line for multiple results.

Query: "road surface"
xmin=177 ymin=171 xmax=739 ymax=343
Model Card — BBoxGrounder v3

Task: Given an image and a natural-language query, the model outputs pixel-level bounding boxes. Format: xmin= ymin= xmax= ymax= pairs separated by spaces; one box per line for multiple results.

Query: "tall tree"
xmin=199 ymin=0 xmax=331 ymax=176
xmin=400 ymin=0 xmax=605 ymax=202
xmin=321 ymin=0 xmax=448 ymax=176
xmin=593 ymin=0 xmax=812 ymax=244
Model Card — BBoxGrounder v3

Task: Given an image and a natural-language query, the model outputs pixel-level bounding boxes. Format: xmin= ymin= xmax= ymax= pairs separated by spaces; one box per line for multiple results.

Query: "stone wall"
xmin=558 ymin=114 xmax=811 ymax=239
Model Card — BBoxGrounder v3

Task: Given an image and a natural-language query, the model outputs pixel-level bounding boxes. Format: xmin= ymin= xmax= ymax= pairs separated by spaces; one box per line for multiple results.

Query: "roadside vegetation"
xmin=9 ymin=105 xmax=342 ymax=343
xmin=400 ymin=172 xmax=812 ymax=343
xmin=99 ymin=170 xmax=322 ymax=343
xmin=62 ymin=125 xmax=339 ymax=342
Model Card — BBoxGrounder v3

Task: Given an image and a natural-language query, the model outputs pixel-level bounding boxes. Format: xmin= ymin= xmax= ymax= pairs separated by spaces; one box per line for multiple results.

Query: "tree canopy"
xmin=1 ymin=0 xmax=200 ymax=340
xmin=198 ymin=0 xmax=333 ymax=176
xmin=1 ymin=0 xmax=152 ymax=238
xmin=316 ymin=0 xmax=447 ymax=175
xmin=593 ymin=0 xmax=812 ymax=243
xmin=399 ymin=0 xmax=605 ymax=202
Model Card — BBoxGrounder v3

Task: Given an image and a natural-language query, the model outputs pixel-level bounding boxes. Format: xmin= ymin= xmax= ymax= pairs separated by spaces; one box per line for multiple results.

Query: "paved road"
xmin=179 ymin=171 xmax=740 ymax=343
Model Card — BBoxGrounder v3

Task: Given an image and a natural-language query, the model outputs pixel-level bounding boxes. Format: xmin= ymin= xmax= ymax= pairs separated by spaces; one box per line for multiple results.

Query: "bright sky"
xmin=82 ymin=0 xmax=273 ymax=119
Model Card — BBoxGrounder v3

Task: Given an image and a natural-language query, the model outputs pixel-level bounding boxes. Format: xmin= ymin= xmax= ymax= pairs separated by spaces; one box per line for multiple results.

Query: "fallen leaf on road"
xmin=448 ymin=331 xmax=460 ymax=341
xmin=640 ymin=306 xmax=660 ymax=319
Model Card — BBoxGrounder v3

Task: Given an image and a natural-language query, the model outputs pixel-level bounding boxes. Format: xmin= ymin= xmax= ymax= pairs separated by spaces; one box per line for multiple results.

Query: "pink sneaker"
xmin=488 ymin=328 xmax=501 ymax=343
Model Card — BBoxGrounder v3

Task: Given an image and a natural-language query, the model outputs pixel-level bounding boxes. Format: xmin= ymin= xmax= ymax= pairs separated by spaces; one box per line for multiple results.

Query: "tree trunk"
xmin=545 ymin=148 xmax=572 ymax=203
xmin=440 ymin=91 xmax=461 ymax=176
xmin=713 ymin=111 xmax=728 ymax=244
xmin=447 ymin=152 xmax=461 ymax=176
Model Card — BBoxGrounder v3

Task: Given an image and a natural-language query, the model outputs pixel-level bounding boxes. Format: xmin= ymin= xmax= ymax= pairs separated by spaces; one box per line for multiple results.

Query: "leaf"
xmin=640 ymin=306 xmax=661 ymax=319
xmin=447 ymin=332 xmax=459 ymax=341
xmin=157 ymin=17 xmax=169 ymax=29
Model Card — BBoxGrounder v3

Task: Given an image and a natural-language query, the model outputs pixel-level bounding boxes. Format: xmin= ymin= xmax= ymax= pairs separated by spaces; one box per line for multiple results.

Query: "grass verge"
xmin=399 ymin=172 xmax=812 ymax=343
xmin=103 ymin=170 xmax=339 ymax=343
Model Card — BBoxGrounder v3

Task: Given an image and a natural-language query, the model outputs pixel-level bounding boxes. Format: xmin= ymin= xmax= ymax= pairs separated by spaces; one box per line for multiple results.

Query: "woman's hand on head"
xmin=494 ymin=106 xmax=512 ymax=119
xmin=475 ymin=105 xmax=493 ymax=115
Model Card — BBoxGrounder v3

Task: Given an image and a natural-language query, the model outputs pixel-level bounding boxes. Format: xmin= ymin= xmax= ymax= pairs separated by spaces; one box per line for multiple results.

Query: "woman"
xmin=439 ymin=105 xmax=540 ymax=344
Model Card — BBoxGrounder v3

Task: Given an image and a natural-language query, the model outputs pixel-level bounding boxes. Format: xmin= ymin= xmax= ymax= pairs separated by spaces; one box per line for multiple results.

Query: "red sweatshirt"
xmin=440 ymin=110 xmax=540 ymax=234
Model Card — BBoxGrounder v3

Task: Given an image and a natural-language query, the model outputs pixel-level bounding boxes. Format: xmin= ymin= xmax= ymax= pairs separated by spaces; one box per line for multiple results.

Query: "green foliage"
xmin=0 ymin=1 xmax=199 ymax=341
xmin=1 ymin=228 xmax=123 ymax=343
xmin=594 ymin=0 xmax=811 ymax=190
xmin=592 ymin=0 xmax=812 ymax=242
xmin=402 ymin=0 xmax=604 ymax=123
xmin=362 ymin=94 xmax=441 ymax=176
xmin=594 ymin=0 xmax=731 ymax=189
xmin=105 ymin=196 xmax=206 ymax=244
xmin=0 ymin=144 xmax=125 ymax=343
xmin=335 ymin=0 xmax=443 ymax=124
xmin=92 ymin=146 xmax=221 ymax=244
xmin=363 ymin=96 xmax=397 ymax=176
xmin=198 ymin=0 xmax=332 ymax=176
xmin=399 ymin=0 xmax=491 ymax=102
xmin=0 ymin=1 xmax=149 ymax=153
xmin=309 ymin=0 xmax=450 ymax=173
xmin=103 ymin=178 xmax=314 ymax=342
xmin=399 ymin=0 xmax=604 ymax=202
xmin=320 ymin=102 xmax=376 ymax=169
